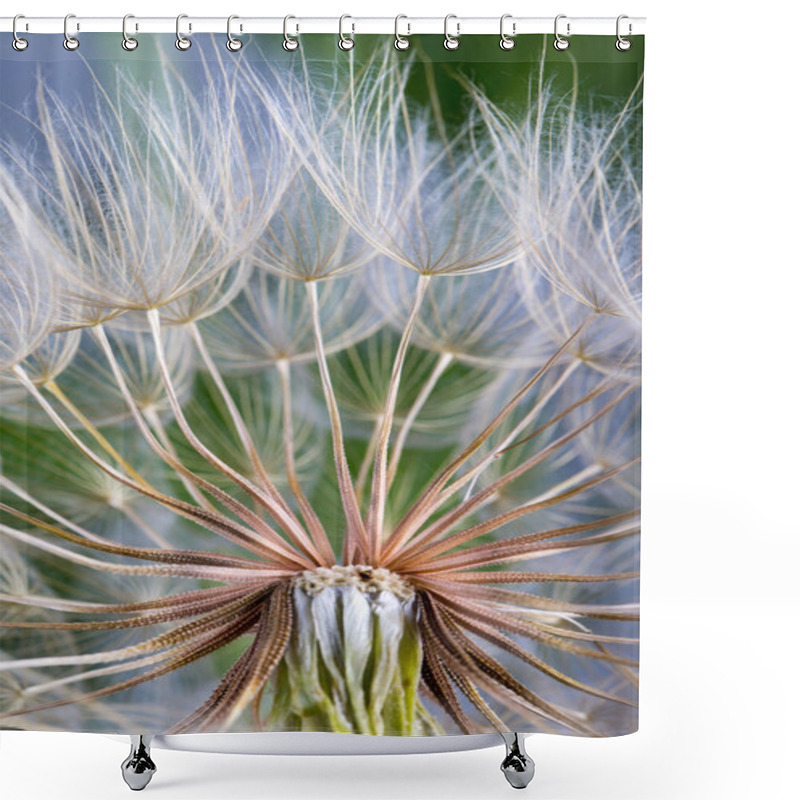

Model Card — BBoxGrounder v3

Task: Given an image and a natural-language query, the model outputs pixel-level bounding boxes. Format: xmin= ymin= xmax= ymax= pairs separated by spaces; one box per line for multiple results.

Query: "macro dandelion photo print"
xmin=0 ymin=27 xmax=643 ymax=751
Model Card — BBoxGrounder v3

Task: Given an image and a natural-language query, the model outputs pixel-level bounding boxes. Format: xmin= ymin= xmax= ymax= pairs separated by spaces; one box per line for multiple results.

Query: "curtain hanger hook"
xmin=122 ymin=14 xmax=138 ymax=51
xmin=12 ymin=14 xmax=29 ymax=51
xmin=338 ymin=14 xmax=355 ymax=51
xmin=394 ymin=14 xmax=410 ymax=51
xmin=444 ymin=14 xmax=460 ymax=50
xmin=175 ymin=13 xmax=192 ymax=50
xmin=63 ymin=13 xmax=79 ymax=51
xmin=227 ymin=15 xmax=243 ymax=51
xmin=553 ymin=14 xmax=570 ymax=51
xmin=500 ymin=14 xmax=516 ymax=50
xmin=283 ymin=15 xmax=299 ymax=51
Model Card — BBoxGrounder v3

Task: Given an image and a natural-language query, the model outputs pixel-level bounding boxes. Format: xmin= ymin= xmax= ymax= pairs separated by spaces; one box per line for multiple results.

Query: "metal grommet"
xmin=394 ymin=14 xmax=410 ymax=51
xmin=444 ymin=14 xmax=459 ymax=50
xmin=63 ymin=13 xmax=79 ymax=51
xmin=226 ymin=15 xmax=242 ymax=51
xmin=499 ymin=14 xmax=515 ymax=50
xmin=553 ymin=14 xmax=570 ymax=51
xmin=616 ymin=15 xmax=632 ymax=51
xmin=283 ymin=15 xmax=299 ymax=51
xmin=338 ymin=14 xmax=354 ymax=51
xmin=121 ymin=14 xmax=138 ymax=51
xmin=175 ymin=13 xmax=192 ymax=50
xmin=12 ymin=14 xmax=29 ymax=51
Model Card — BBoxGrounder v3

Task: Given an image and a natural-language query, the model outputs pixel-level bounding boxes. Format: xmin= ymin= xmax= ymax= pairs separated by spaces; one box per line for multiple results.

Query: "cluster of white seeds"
xmin=294 ymin=564 xmax=415 ymax=601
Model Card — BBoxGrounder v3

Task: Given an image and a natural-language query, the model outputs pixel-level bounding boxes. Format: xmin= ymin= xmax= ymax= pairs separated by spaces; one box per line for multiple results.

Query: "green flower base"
xmin=269 ymin=566 xmax=441 ymax=736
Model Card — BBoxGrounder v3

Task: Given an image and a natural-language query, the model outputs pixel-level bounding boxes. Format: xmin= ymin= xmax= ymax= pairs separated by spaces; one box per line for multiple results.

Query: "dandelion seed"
xmin=472 ymin=75 xmax=643 ymax=322
xmin=4 ymin=58 xmax=292 ymax=329
xmin=261 ymin=52 xmax=519 ymax=277
xmin=0 ymin=174 xmax=61 ymax=376
xmin=372 ymin=260 xmax=556 ymax=370
xmin=200 ymin=269 xmax=384 ymax=373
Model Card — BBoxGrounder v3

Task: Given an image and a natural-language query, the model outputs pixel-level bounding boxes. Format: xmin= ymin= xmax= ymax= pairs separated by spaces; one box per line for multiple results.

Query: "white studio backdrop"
xmin=0 ymin=1 xmax=797 ymax=799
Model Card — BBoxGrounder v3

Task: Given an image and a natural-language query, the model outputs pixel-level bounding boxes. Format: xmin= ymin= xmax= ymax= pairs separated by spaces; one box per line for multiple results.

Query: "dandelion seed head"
xmin=3 ymin=52 xmax=294 ymax=329
xmin=0 ymin=175 xmax=61 ymax=374
xmin=372 ymin=260 xmax=554 ymax=369
xmin=0 ymin=663 xmax=28 ymax=713
xmin=48 ymin=327 xmax=196 ymax=428
xmin=473 ymin=79 xmax=642 ymax=320
xmin=260 ymin=53 xmax=518 ymax=276
xmin=329 ymin=328 xmax=495 ymax=446
xmin=0 ymin=539 xmax=38 ymax=603
xmin=109 ymin=260 xmax=254 ymax=331
xmin=0 ymin=48 xmax=640 ymax=738
xmin=176 ymin=368 xmax=324 ymax=494
xmin=249 ymin=168 xmax=376 ymax=281
xmin=200 ymin=269 xmax=384 ymax=373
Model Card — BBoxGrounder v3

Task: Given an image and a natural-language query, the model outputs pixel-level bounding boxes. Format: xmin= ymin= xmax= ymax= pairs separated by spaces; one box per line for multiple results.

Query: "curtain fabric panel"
xmin=0 ymin=32 xmax=643 ymax=737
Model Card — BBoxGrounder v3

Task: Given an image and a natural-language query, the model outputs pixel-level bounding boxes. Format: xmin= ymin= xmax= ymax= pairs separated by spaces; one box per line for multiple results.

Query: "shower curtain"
xmin=0 ymin=29 xmax=643 ymax=739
